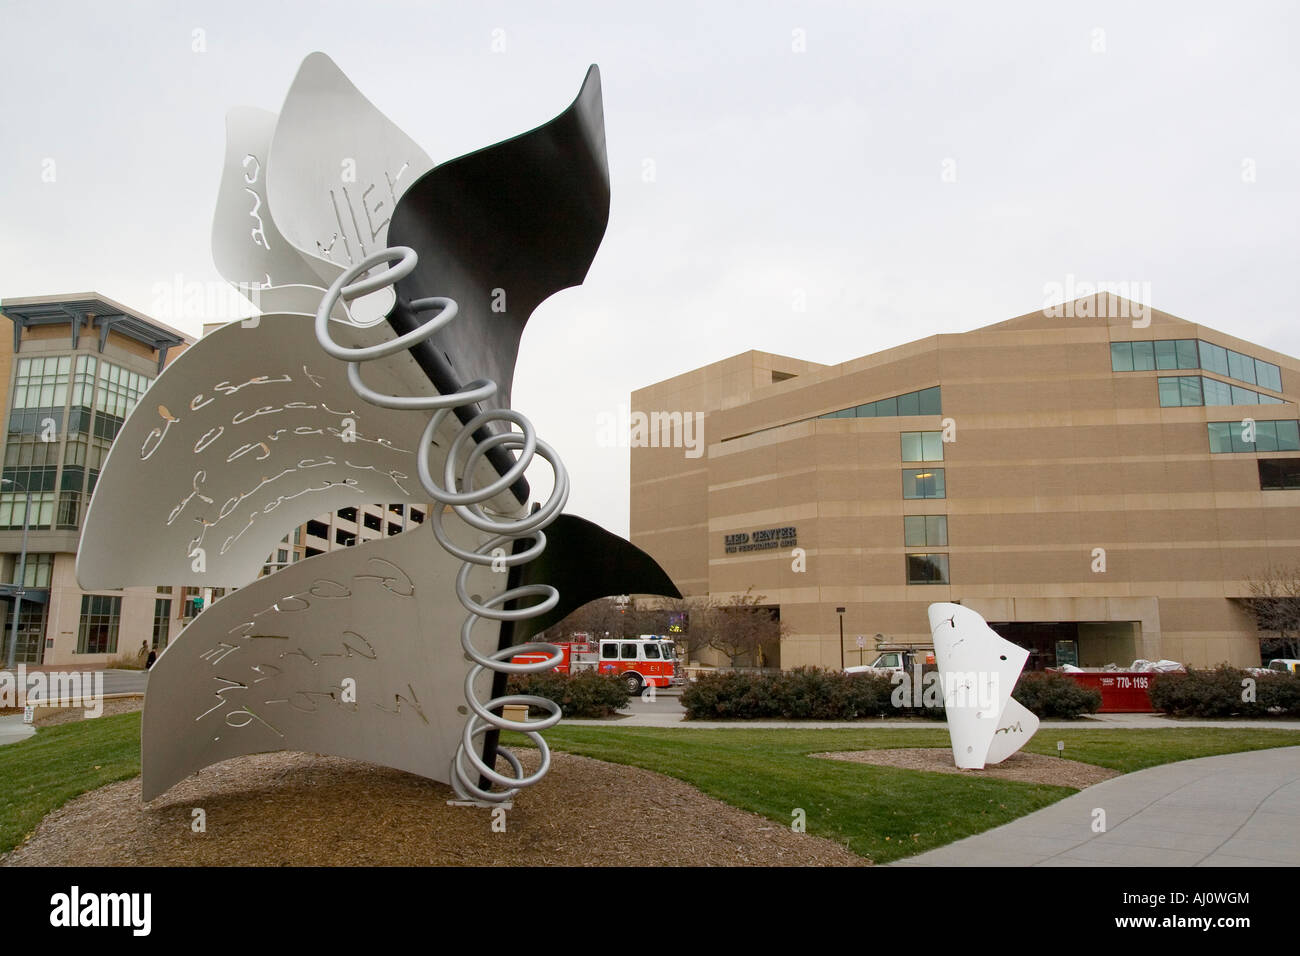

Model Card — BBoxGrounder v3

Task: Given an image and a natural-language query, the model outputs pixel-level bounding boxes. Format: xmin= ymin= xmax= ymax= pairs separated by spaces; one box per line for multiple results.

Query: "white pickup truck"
xmin=845 ymin=650 xmax=918 ymax=675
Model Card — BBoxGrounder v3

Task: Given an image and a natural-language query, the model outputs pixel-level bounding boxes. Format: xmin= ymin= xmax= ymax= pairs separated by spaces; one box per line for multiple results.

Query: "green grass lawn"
xmin=0 ymin=711 xmax=141 ymax=857
xmin=2 ymin=713 xmax=1298 ymax=864
xmin=506 ymin=725 xmax=1300 ymax=863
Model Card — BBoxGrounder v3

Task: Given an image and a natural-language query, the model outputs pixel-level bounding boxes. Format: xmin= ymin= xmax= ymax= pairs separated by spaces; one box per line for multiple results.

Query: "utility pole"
xmin=836 ymin=606 xmax=845 ymax=671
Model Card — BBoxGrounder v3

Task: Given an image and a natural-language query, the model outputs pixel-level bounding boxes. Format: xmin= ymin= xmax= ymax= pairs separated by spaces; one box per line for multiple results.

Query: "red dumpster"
xmin=1059 ymin=671 xmax=1157 ymax=713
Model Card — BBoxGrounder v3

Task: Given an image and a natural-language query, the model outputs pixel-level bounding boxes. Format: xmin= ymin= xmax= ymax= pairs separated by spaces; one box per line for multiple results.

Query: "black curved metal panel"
xmin=505 ymin=512 xmax=682 ymax=645
xmin=385 ymin=65 xmax=610 ymax=420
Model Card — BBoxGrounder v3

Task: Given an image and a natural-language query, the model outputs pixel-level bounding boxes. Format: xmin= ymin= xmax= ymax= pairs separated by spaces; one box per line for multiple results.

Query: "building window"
xmin=13 ymin=553 xmax=54 ymax=588
xmin=1227 ymin=350 xmax=1256 ymax=385
xmin=10 ymin=355 xmax=71 ymax=415
xmin=338 ymin=507 xmax=358 ymax=523
xmin=902 ymin=468 xmax=945 ymax=499
xmin=1151 ymin=339 xmax=1200 ymax=370
xmin=306 ymin=519 xmax=329 ymax=539
xmin=904 ymin=515 xmax=948 ymax=547
xmin=363 ymin=511 xmax=382 ymax=532
xmin=70 ymin=355 xmax=96 ymax=419
xmin=4 ymin=357 xmax=63 ymax=531
xmin=1159 ymin=375 xmax=1285 ymax=408
xmin=1259 ymin=460 xmax=1300 ymax=491
xmin=1114 ymin=339 xmax=1282 ymax=395
xmin=1199 ymin=340 xmax=1228 ymax=376
xmin=153 ymin=598 xmax=171 ymax=649
xmin=95 ymin=359 xmax=152 ymax=421
xmin=819 ymin=386 xmax=942 ymax=422
xmin=56 ymin=489 xmax=82 ymax=530
xmin=0 ymin=491 xmax=55 ymax=530
xmin=9 ymin=602 xmax=46 ymax=664
xmin=181 ymin=586 xmax=204 ymax=619
xmin=906 ymin=553 xmax=950 ymax=585
xmin=1208 ymin=420 xmax=1300 ymax=453
xmin=1110 ymin=340 xmax=1156 ymax=372
xmin=77 ymin=594 xmax=121 ymax=654
xmin=1256 ymin=360 xmax=1283 ymax=392
xmin=1157 ymin=376 xmax=1203 ymax=407
xmin=901 ymin=431 xmax=944 ymax=462
xmin=1202 ymin=377 xmax=1234 ymax=406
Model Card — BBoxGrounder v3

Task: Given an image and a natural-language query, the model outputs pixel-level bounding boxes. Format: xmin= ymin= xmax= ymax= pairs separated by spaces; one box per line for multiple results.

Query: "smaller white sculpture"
xmin=928 ymin=603 xmax=1039 ymax=769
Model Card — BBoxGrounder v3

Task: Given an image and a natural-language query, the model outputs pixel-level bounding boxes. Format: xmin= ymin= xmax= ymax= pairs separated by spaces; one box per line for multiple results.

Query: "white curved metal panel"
xmin=211 ymin=106 xmax=346 ymax=321
xmin=75 ymin=312 xmax=517 ymax=589
xmin=928 ymin=602 xmax=1040 ymax=769
xmin=140 ymin=521 xmax=502 ymax=802
xmin=267 ymin=52 xmax=433 ymax=326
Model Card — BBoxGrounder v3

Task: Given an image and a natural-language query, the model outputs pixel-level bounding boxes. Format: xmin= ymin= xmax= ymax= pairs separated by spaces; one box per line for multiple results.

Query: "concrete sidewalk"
xmin=892 ymin=745 xmax=1300 ymax=866
xmin=0 ymin=713 xmax=35 ymax=746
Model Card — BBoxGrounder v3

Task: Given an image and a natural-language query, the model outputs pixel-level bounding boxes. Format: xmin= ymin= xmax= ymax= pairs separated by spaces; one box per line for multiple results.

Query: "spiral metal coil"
xmin=315 ymin=246 xmax=569 ymax=803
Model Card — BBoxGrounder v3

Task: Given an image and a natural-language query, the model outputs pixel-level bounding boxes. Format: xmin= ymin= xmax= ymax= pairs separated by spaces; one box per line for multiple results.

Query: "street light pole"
xmin=836 ymin=606 xmax=846 ymax=671
xmin=4 ymin=479 xmax=33 ymax=670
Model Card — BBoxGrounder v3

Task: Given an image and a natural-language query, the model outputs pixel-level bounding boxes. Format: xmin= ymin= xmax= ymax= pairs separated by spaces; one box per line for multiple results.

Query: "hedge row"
xmin=1011 ymin=672 xmax=1102 ymax=718
xmin=681 ymin=671 xmax=946 ymax=723
xmin=1150 ymin=665 xmax=1300 ymax=717
xmin=504 ymin=665 xmax=1300 ymax=721
xmin=505 ymin=671 xmax=630 ymax=719
xmin=681 ymin=667 xmax=942 ymax=720
xmin=680 ymin=667 xmax=1103 ymax=721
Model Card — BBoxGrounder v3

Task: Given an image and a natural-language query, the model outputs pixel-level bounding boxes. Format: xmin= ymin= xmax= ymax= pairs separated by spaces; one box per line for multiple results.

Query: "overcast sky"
xmin=2 ymin=1 xmax=1297 ymax=536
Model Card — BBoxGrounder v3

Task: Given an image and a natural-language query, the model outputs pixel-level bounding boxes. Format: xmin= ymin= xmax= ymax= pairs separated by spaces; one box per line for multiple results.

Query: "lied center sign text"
xmin=724 ymin=526 xmax=798 ymax=554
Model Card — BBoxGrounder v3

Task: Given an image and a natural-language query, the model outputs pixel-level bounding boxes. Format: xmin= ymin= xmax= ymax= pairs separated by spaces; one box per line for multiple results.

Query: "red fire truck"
xmin=514 ymin=634 xmax=678 ymax=692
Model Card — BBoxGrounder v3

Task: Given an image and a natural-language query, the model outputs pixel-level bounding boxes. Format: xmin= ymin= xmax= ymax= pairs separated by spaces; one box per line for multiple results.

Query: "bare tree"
xmin=683 ymin=587 xmax=786 ymax=667
xmin=540 ymin=590 xmax=787 ymax=668
xmin=642 ymin=595 xmax=711 ymax=661
xmin=1239 ymin=564 xmax=1300 ymax=660
xmin=540 ymin=595 xmax=652 ymax=645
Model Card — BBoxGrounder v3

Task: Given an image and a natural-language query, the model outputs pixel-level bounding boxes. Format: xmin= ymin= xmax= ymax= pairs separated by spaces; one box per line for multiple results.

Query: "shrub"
xmin=1257 ymin=672 xmax=1300 ymax=715
xmin=1150 ymin=666 xmax=1248 ymax=718
xmin=680 ymin=667 xmax=943 ymax=720
xmin=1012 ymin=672 xmax=1102 ymax=719
xmin=1150 ymin=665 xmax=1300 ymax=718
xmin=506 ymin=670 xmax=630 ymax=719
xmin=109 ymin=650 xmax=147 ymax=671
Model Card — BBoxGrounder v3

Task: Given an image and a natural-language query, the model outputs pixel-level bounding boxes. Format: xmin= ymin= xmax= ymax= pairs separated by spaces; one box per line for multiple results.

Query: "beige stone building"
xmin=630 ymin=294 xmax=1300 ymax=671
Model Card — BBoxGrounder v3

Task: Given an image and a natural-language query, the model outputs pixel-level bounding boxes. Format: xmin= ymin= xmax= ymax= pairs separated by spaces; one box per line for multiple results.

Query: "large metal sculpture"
xmin=77 ymin=53 xmax=679 ymax=804
xmin=928 ymin=603 xmax=1039 ymax=769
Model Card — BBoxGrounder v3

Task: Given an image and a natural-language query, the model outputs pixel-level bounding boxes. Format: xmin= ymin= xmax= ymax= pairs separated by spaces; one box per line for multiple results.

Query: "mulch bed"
xmin=5 ymin=707 xmax=867 ymax=866
xmin=32 ymin=697 xmax=144 ymax=727
xmin=813 ymin=748 xmax=1119 ymax=788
